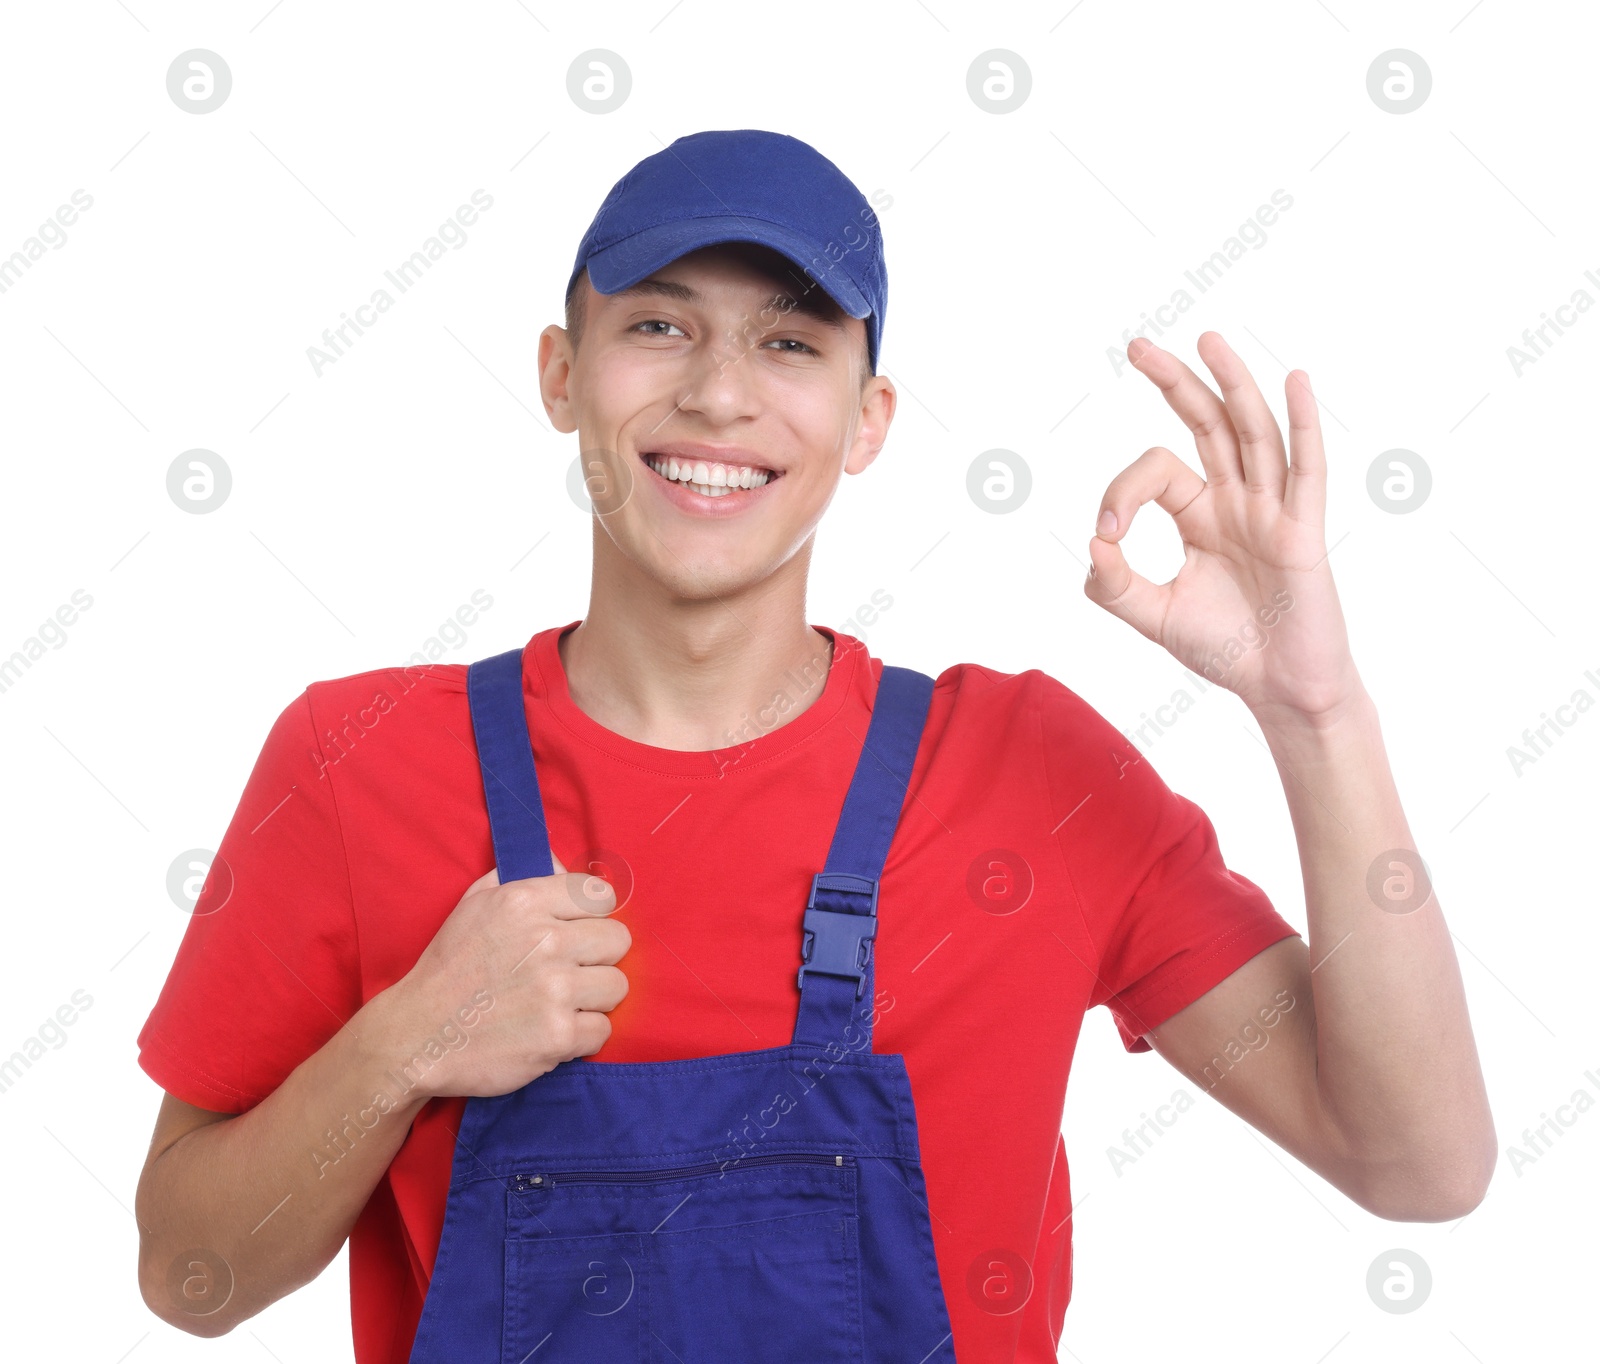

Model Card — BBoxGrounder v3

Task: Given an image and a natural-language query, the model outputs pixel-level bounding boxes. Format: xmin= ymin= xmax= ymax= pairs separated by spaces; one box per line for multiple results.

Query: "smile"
xmin=640 ymin=452 xmax=779 ymax=498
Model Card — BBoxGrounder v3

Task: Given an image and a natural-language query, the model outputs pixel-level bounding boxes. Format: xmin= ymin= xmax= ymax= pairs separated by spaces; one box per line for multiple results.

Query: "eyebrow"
xmin=614 ymin=277 xmax=847 ymax=330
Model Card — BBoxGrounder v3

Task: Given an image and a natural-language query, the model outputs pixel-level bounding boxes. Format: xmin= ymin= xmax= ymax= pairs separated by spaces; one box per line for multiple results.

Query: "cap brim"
xmin=583 ymin=215 xmax=871 ymax=320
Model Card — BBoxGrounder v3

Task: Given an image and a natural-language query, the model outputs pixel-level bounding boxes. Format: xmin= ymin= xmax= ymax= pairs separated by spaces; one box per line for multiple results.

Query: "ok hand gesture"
xmin=1084 ymin=332 xmax=1363 ymax=726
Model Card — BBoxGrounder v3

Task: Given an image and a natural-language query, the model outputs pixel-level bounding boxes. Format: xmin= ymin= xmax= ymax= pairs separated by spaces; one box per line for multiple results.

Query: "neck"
xmin=558 ymin=546 xmax=836 ymax=753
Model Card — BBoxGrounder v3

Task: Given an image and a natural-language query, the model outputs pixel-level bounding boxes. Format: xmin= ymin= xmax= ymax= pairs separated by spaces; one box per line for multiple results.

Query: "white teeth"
xmin=643 ymin=455 xmax=773 ymax=496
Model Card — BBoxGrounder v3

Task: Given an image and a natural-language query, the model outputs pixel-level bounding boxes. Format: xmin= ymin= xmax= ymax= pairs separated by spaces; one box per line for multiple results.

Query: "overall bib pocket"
xmin=501 ymin=1156 xmax=864 ymax=1364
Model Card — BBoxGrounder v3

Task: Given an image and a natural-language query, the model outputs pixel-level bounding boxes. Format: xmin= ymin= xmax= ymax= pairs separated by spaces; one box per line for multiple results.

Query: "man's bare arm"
xmin=1083 ymin=332 xmax=1495 ymax=1221
xmin=1144 ymin=690 xmax=1496 ymax=1221
xmin=135 ymin=854 xmax=631 ymax=1336
xmin=135 ymin=993 xmax=431 ymax=1336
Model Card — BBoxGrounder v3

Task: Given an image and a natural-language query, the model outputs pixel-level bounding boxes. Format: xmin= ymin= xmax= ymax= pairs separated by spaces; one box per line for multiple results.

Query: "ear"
xmin=844 ymin=374 xmax=896 ymax=475
xmin=538 ymin=324 xmax=577 ymax=433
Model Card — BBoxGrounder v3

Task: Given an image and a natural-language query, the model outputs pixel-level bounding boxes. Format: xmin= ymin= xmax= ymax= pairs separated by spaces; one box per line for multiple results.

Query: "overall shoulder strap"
xmin=792 ymin=664 xmax=936 ymax=1051
xmin=466 ymin=647 xmax=554 ymax=883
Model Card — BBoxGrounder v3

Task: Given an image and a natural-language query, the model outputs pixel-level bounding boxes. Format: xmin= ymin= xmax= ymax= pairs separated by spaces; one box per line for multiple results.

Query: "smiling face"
xmin=537 ymin=242 xmax=896 ymax=607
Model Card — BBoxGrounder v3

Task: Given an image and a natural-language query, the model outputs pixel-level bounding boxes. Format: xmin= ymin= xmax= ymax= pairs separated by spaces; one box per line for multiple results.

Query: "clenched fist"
xmin=377 ymin=851 xmax=631 ymax=1098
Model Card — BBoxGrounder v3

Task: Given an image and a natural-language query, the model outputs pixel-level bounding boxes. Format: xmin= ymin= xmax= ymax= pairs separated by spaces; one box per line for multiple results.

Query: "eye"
xmin=633 ymin=318 xmax=686 ymax=337
xmin=763 ymin=337 xmax=818 ymax=355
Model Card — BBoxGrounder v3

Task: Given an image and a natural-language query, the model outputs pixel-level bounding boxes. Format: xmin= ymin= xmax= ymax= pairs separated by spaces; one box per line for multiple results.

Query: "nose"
xmin=675 ymin=330 xmax=762 ymax=428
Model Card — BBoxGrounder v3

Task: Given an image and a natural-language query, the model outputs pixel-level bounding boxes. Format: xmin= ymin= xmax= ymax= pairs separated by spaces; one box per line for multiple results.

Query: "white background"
xmin=1 ymin=1 xmax=1594 ymax=1360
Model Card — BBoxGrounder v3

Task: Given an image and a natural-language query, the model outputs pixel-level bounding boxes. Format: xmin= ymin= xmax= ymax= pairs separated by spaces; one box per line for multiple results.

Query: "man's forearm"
xmin=136 ymin=985 xmax=432 ymax=1336
xmin=1253 ymin=685 xmax=1496 ymax=1216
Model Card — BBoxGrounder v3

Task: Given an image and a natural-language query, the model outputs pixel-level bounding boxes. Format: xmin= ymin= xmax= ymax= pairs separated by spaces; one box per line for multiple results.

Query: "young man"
xmin=134 ymin=130 xmax=1494 ymax=1362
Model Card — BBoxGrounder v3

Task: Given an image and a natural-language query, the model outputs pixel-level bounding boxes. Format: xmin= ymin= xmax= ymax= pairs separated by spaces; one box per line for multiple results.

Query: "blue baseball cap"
xmin=567 ymin=129 xmax=887 ymax=372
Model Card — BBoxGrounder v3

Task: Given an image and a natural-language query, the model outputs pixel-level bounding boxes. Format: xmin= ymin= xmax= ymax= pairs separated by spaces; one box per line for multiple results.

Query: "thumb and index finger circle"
xmin=1085 ymin=446 xmax=1207 ymax=644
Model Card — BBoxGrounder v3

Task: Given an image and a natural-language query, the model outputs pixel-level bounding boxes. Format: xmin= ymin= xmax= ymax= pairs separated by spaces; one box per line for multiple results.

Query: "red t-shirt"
xmin=137 ymin=620 xmax=1298 ymax=1362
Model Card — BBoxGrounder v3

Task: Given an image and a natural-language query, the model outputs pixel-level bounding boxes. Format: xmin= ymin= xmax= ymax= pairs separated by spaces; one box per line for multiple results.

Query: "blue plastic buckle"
xmin=797 ymin=872 xmax=879 ymax=1000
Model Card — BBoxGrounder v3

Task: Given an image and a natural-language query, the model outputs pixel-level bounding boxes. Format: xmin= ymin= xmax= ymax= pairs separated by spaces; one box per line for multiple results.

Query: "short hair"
xmin=563 ymin=257 xmax=872 ymax=389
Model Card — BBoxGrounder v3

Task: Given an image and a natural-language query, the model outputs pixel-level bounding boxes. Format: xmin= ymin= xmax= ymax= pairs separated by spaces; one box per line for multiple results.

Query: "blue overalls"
xmin=407 ymin=647 xmax=959 ymax=1363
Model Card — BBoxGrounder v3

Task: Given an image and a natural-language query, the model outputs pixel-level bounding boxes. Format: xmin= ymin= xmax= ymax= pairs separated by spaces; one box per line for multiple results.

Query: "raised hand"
xmin=1084 ymin=331 xmax=1364 ymax=726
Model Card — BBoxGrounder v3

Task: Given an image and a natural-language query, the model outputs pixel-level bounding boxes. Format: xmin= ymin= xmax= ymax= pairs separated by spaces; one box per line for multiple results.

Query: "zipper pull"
xmin=513 ymin=1173 xmax=549 ymax=1193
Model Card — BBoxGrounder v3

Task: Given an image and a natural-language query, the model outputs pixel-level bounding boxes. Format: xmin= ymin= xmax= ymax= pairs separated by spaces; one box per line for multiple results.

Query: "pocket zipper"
xmin=512 ymin=1152 xmax=853 ymax=1193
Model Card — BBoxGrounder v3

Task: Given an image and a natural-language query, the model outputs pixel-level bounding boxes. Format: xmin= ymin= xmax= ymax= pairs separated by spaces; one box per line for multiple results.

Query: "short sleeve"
xmin=136 ymin=689 xmax=362 ymax=1112
xmin=1038 ymin=673 xmax=1301 ymax=1053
